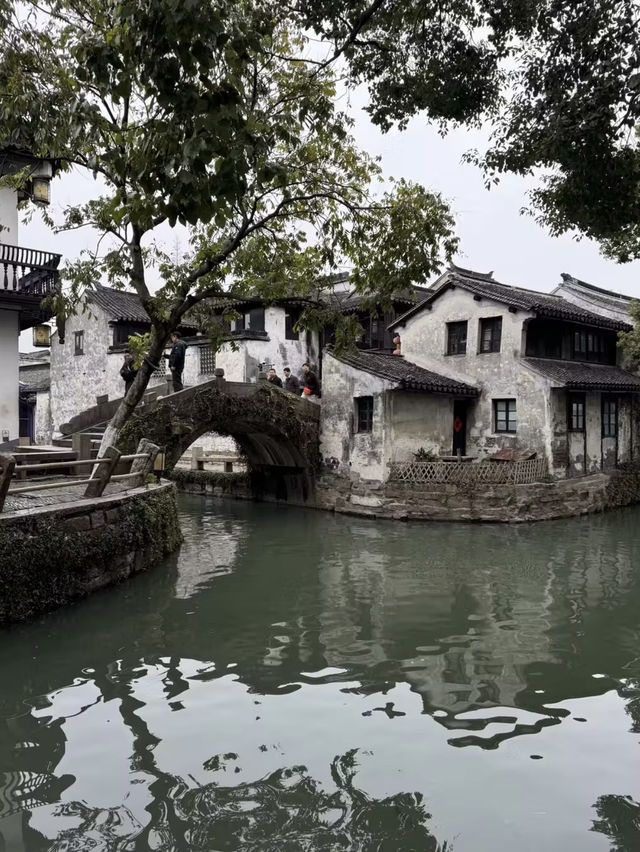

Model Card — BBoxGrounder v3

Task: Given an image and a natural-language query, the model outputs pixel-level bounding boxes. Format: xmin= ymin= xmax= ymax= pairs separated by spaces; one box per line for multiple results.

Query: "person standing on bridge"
xmin=283 ymin=367 xmax=300 ymax=395
xmin=165 ymin=331 xmax=187 ymax=392
xmin=267 ymin=368 xmax=283 ymax=388
xmin=301 ymin=362 xmax=320 ymax=402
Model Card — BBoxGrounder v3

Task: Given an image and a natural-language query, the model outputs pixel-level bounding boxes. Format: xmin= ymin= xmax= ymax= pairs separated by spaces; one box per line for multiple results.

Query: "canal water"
xmin=1 ymin=496 xmax=640 ymax=851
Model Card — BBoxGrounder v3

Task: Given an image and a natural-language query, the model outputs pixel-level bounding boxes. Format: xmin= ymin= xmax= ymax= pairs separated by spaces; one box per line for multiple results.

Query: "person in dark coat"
xmin=267 ymin=368 xmax=283 ymax=388
xmin=283 ymin=367 xmax=300 ymax=395
xmin=120 ymin=350 xmax=137 ymax=395
xmin=165 ymin=331 xmax=187 ymax=392
xmin=301 ymin=362 xmax=320 ymax=400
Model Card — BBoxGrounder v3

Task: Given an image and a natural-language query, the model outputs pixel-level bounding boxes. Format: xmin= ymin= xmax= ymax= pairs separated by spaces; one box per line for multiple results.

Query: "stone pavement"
xmin=4 ymin=479 xmax=132 ymax=514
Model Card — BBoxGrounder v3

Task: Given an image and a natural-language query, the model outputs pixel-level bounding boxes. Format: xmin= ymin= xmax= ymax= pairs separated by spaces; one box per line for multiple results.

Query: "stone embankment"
xmin=0 ymin=482 xmax=182 ymax=625
xmin=315 ymin=465 xmax=640 ymax=523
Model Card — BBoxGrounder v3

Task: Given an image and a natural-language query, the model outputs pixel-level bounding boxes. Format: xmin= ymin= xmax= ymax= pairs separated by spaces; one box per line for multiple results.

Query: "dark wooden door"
xmin=452 ymin=400 xmax=467 ymax=456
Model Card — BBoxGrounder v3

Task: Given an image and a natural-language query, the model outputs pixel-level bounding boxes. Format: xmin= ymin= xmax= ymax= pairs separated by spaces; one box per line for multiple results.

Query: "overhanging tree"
xmin=301 ymin=0 xmax=640 ymax=261
xmin=0 ymin=0 xmax=457 ymax=453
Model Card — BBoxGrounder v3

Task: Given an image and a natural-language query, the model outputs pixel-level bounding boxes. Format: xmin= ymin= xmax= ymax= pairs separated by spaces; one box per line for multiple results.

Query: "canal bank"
xmin=0 ymin=481 xmax=181 ymax=625
xmin=169 ymin=464 xmax=640 ymax=522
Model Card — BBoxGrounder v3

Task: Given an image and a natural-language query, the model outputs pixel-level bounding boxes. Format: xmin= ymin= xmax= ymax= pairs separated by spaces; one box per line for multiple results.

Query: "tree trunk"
xmin=96 ymin=332 xmax=169 ymax=461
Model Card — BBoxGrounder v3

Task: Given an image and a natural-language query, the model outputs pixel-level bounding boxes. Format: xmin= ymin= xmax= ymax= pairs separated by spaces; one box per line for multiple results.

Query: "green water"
xmin=2 ymin=496 xmax=640 ymax=851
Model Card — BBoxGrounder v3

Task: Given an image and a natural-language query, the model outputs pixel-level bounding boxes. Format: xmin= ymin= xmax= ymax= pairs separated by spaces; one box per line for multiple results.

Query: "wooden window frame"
xmin=479 ymin=316 xmax=502 ymax=353
xmin=285 ymin=310 xmax=299 ymax=341
xmin=355 ymin=396 xmax=374 ymax=433
xmin=602 ymin=396 xmax=618 ymax=438
xmin=446 ymin=320 xmax=468 ymax=356
xmin=74 ymin=330 xmax=84 ymax=356
xmin=494 ymin=398 xmax=517 ymax=433
xmin=568 ymin=392 xmax=586 ymax=432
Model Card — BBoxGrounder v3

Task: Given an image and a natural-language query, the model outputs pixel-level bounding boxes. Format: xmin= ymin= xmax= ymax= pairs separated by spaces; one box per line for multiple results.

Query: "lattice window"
xmin=200 ymin=345 xmax=216 ymax=374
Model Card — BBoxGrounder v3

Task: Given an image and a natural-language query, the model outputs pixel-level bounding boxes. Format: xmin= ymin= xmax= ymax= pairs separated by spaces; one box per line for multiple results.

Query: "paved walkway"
xmin=4 ymin=479 xmax=131 ymax=513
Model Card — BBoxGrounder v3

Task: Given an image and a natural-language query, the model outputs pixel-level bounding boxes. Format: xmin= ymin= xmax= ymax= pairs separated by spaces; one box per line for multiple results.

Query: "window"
xmin=494 ymin=399 xmax=517 ymax=433
xmin=602 ymin=396 xmax=618 ymax=438
xmin=568 ymin=393 xmax=586 ymax=432
xmin=232 ymin=306 xmax=265 ymax=333
xmin=446 ymin=321 xmax=467 ymax=355
xmin=74 ymin=330 xmax=84 ymax=356
xmin=356 ymin=396 xmax=374 ymax=432
xmin=200 ymin=345 xmax=216 ymax=375
xmin=285 ymin=310 xmax=299 ymax=341
xmin=479 ymin=317 xmax=502 ymax=353
xmin=573 ymin=330 xmax=605 ymax=362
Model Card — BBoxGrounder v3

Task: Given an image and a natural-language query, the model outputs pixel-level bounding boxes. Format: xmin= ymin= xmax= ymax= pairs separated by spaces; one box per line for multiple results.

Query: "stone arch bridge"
xmin=118 ymin=372 xmax=321 ymax=501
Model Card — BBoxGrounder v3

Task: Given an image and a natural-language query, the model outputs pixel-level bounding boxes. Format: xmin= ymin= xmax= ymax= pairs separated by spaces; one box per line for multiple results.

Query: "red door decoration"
xmin=453 ymin=416 xmax=463 ymax=433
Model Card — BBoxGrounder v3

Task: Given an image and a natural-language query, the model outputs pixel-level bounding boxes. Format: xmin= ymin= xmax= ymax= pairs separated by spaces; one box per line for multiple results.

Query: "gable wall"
xmin=320 ymin=353 xmax=394 ymax=481
xmin=215 ymin=306 xmax=320 ymax=383
xmin=398 ymin=288 xmax=551 ymax=461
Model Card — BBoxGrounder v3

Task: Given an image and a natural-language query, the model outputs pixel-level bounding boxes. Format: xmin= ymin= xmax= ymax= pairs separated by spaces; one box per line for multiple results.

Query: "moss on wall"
xmin=0 ymin=484 xmax=182 ymax=625
xmin=169 ymin=468 xmax=250 ymax=491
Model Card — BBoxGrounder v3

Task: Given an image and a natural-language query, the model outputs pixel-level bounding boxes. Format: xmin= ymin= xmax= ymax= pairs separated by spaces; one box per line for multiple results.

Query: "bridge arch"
xmin=118 ymin=374 xmax=321 ymax=502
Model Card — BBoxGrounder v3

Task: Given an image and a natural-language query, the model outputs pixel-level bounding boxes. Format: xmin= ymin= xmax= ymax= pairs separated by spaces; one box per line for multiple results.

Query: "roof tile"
xmin=328 ymin=348 xmax=479 ymax=396
xmin=394 ymin=268 xmax=631 ymax=332
xmin=523 ymin=358 xmax=640 ymax=392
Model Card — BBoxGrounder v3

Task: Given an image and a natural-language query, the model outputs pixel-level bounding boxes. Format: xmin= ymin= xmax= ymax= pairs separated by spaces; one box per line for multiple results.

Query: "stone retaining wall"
xmin=315 ymin=466 xmax=640 ymax=523
xmin=0 ymin=482 xmax=182 ymax=625
xmin=169 ymin=469 xmax=252 ymax=500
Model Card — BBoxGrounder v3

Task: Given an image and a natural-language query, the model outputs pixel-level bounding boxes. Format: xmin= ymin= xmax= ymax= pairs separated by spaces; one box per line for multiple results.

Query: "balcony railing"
xmin=0 ymin=242 xmax=61 ymax=297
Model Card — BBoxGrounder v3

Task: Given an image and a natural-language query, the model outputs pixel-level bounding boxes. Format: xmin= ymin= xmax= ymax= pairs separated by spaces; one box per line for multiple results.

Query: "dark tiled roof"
xmin=558 ymin=273 xmax=633 ymax=303
xmin=19 ymin=351 xmax=50 ymax=363
xmin=19 ymin=366 xmax=50 ymax=392
xmin=332 ymin=286 xmax=430 ymax=314
xmin=328 ymin=348 xmax=479 ymax=396
xmin=90 ymin=285 xmax=152 ymax=323
xmin=90 ymin=285 xmax=198 ymax=329
xmin=393 ymin=267 xmax=631 ymax=332
xmin=523 ymin=358 xmax=640 ymax=392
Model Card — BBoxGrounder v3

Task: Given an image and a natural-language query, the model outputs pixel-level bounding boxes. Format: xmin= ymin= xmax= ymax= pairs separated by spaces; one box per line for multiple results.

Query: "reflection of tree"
xmin=42 ymin=750 xmax=448 ymax=852
xmin=591 ymin=794 xmax=640 ymax=851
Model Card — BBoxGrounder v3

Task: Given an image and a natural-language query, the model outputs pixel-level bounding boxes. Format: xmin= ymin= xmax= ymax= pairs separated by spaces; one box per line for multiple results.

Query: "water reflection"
xmin=1 ymin=497 xmax=640 ymax=850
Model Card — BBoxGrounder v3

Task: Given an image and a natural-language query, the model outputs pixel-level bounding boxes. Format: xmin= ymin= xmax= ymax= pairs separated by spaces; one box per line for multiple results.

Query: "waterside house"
xmin=0 ymin=147 xmax=59 ymax=446
xmin=320 ymin=266 xmax=640 ymax=487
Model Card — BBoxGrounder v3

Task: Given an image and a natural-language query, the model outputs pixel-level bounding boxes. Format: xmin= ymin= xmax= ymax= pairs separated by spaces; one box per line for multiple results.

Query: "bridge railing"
xmin=0 ymin=440 xmax=160 ymax=513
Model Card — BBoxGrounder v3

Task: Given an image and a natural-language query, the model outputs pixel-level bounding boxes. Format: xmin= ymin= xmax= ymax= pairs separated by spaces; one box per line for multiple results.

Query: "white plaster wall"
xmin=397 ymin=289 xmax=550 ymax=460
xmin=389 ymin=392 xmax=453 ymax=461
xmin=320 ymin=352 xmax=394 ymax=481
xmin=214 ymin=307 xmax=320 ymax=385
xmin=585 ymin=393 xmax=602 ymax=474
xmin=0 ymin=186 xmax=18 ymax=242
xmin=0 ymin=309 xmax=19 ymax=441
xmin=34 ymin=389 xmax=52 ymax=445
xmin=618 ymin=396 xmax=632 ymax=465
xmin=50 ymin=310 xmax=170 ymax=431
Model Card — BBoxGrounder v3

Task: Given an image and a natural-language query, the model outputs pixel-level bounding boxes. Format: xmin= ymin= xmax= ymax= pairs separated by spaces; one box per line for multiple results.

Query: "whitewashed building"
xmin=320 ymin=266 xmax=640 ymax=483
xmin=0 ymin=148 xmax=59 ymax=446
xmin=19 ymin=351 xmax=52 ymax=444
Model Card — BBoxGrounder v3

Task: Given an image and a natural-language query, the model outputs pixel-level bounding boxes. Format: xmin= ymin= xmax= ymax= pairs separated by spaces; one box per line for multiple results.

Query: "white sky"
xmin=18 ymin=86 xmax=640 ymax=350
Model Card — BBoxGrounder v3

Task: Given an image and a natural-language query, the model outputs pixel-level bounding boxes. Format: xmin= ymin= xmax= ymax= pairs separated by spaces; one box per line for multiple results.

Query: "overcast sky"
xmin=18 ymin=88 xmax=640 ymax=350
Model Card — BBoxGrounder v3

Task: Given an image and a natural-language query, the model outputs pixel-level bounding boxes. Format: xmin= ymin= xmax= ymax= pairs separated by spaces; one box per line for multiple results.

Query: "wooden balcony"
xmin=0 ymin=242 xmax=62 ymax=329
xmin=0 ymin=242 xmax=61 ymax=295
